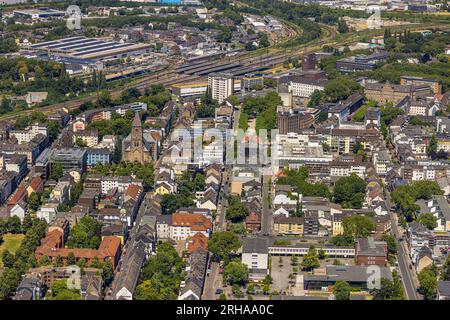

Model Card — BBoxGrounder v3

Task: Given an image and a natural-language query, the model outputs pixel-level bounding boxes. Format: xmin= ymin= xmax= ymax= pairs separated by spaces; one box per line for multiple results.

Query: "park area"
xmin=0 ymin=233 xmax=24 ymax=267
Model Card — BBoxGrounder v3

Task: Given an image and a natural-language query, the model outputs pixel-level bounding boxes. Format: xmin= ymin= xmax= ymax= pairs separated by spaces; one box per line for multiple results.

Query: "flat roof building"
xmin=51 ymin=148 xmax=87 ymax=174
xmin=304 ymin=265 xmax=392 ymax=291
xmin=29 ymin=36 xmax=151 ymax=61
xmin=14 ymin=8 xmax=65 ymax=20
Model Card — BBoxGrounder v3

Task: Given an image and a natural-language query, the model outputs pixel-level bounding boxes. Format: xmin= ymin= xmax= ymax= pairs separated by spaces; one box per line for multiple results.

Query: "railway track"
xmin=2 ymin=21 xmax=434 ymax=122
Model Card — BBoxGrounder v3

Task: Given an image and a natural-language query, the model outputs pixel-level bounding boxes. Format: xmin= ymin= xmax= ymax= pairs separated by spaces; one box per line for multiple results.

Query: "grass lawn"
xmin=0 ymin=233 xmax=24 ymax=266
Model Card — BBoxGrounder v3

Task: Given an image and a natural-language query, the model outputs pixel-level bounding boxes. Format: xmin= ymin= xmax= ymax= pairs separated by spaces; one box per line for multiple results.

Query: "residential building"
xmin=208 ymin=73 xmax=234 ymax=103
xmin=437 ymin=281 xmax=450 ymax=300
xmin=86 ymin=148 xmax=112 ymax=167
xmin=73 ymin=129 xmax=99 ymax=147
xmin=10 ymin=123 xmax=48 ymax=144
xmin=273 ymin=215 xmax=304 ymax=235
xmin=170 ymin=213 xmax=212 ymax=241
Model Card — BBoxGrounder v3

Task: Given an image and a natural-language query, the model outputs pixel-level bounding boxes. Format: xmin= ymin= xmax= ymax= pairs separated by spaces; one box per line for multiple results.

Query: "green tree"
xmin=333 ymin=174 xmax=367 ymax=209
xmin=208 ymin=231 xmax=241 ymax=262
xmin=263 ymin=274 xmax=273 ymax=285
xmin=135 ymin=279 xmax=173 ymax=300
xmin=307 ymin=90 xmax=324 ymax=108
xmin=247 ymin=283 xmax=256 ymax=295
xmin=442 ymin=256 xmax=450 ymax=281
xmin=28 ymin=193 xmax=40 ymax=212
xmin=417 ymin=213 xmax=438 ymax=230
xmin=318 ymin=249 xmax=326 ymax=260
xmin=427 ymin=134 xmax=438 ymax=159
xmin=224 ymin=260 xmax=248 ymax=286
xmin=66 ymin=216 xmax=102 ymax=249
xmin=342 ymin=215 xmax=375 ymax=241
xmin=2 ymin=250 xmax=15 ymax=268
xmin=324 ymin=77 xmax=362 ymax=102
xmin=418 ymin=267 xmax=438 ymax=300
xmin=333 ymin=280 xmax=351 ymax=300
xmin=51 ymin=161 xmax=64 ymax=180
xmin=66 ymin=252 xmax=76 ymax=266
xmin=7 ymin=216 xmax=21 ymax=234
xmin=55 ymin=255 xmax=63 ymax=267
xmin=160 ymin=193 xmax=194 ymax=215
xmin=301 ymin=246 xmax=320 ymax=271
xmin=232 ymin=284 xmax=244 ymax=298
xmin=381 ymin=234 xmax=397 ymax=256
xmin=48 ymin=279 xmax=81 ymax=300
xmin=239 ymin=112 xmax=249 ymax=131
xmin=392 ymin=180 xmax=443 ymax=221
xmin=330 ymin=234 xmax=354 ymax=246
xmin=75 ymin=138 xmax=88 ymax=147
xmin=102 ymin=260 xmax=114 ymax=287
xmin=22 ymin=215 xmax=33 ymax=233
xmin=0 ymin=219 xmax=47 ymax=299
xmin=226 ymin=202 xmax=250 ymax=223
xmin=337 ymin=20 xmax=349 ymax=33
xmin=136 ymin=242 xmax=185 ymax=300
xmin=38 ymin=255 xmax=51 ymax=267
xmin=372 ymin=271 xmax=405 ymax=300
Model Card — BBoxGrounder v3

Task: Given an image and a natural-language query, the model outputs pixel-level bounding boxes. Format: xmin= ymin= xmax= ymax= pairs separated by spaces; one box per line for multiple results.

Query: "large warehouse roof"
xmin=29 ymin=36 xmax=151 ymax=60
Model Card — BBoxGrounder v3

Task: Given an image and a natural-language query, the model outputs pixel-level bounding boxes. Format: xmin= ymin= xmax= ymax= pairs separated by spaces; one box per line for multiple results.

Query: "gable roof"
xmin=172 ymin=213 xmax=211 ymax=231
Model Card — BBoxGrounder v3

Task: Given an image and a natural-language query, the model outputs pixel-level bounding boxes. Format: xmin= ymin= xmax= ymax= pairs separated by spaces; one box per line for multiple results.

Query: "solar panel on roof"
xmin=45 ymin=39 xmax=102 ymax=50
xmin=72 ymin=43 xmax=137 ymax=57
xmin=54 ymin=40 xmax=105 ymax=51
xmin=31 ymin=36 xmax=85 ymax=48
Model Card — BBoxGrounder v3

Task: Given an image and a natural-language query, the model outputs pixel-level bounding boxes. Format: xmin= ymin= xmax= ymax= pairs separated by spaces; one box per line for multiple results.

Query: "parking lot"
xmin=270 ymin=256 xmax=296 ymax=293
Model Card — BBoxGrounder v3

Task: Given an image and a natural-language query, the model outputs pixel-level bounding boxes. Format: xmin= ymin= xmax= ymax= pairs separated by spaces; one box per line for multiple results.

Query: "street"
xmin=386 ymin=192 xmax=421 ymax=300
xmin=202 ymin=167 xmax=229 ymax=300
xmin=261 ymin=174 xmax=271 ymax=235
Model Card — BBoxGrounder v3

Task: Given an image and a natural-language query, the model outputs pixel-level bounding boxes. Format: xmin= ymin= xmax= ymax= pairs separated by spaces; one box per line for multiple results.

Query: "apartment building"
xmin=208 ymin=72 xmax=234 ymax=103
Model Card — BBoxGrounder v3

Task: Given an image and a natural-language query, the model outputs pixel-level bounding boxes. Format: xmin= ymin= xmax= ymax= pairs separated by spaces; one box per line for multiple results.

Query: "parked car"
xmin=215 ymin=288 xmax=223 ymax=295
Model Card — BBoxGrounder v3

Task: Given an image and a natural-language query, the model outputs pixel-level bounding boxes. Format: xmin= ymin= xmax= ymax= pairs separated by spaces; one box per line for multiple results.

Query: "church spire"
xmin=132 ymin=112 xmax=141 ymax=127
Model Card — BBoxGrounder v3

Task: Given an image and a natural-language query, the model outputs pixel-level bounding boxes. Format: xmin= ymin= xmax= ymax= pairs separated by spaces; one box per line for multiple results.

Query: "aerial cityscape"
xmin=0 ymin=0 xmax=450 ymax=305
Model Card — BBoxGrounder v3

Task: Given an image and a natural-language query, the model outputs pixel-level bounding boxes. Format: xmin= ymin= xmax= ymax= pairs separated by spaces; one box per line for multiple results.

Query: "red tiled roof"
xmin=245 ymin=211 xmax=261 ymax=224
xmin=29 ymin=176 xmax=43 ymax=192
xmin=124 ymin=184 xmax=142 ymax=201
xmin=187 ymin=232 xmax=208 ymax=253
xmin=98 ymin=236 xmax=121 ymax=258
xmin=172 ymin=213 xmax=211 ymax=231
xmin=150 ymin=131 xmax=162 ymax=141
xmin=8 ymin=185 xmax=27 ymax=205
xmin=39 ymin=229 xmax=64 ymax=249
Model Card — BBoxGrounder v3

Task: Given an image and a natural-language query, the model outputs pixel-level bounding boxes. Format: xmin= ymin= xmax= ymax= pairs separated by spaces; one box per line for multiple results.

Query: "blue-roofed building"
xmin=86 ymin=148 xmax=112 ymax=167
xmin=160 ymin=0 xmax=182 ymax=4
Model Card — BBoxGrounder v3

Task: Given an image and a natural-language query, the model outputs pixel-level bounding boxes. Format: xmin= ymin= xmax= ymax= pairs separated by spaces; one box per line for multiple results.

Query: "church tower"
xmin=130 ymin=112 xmax=144 ymax=163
